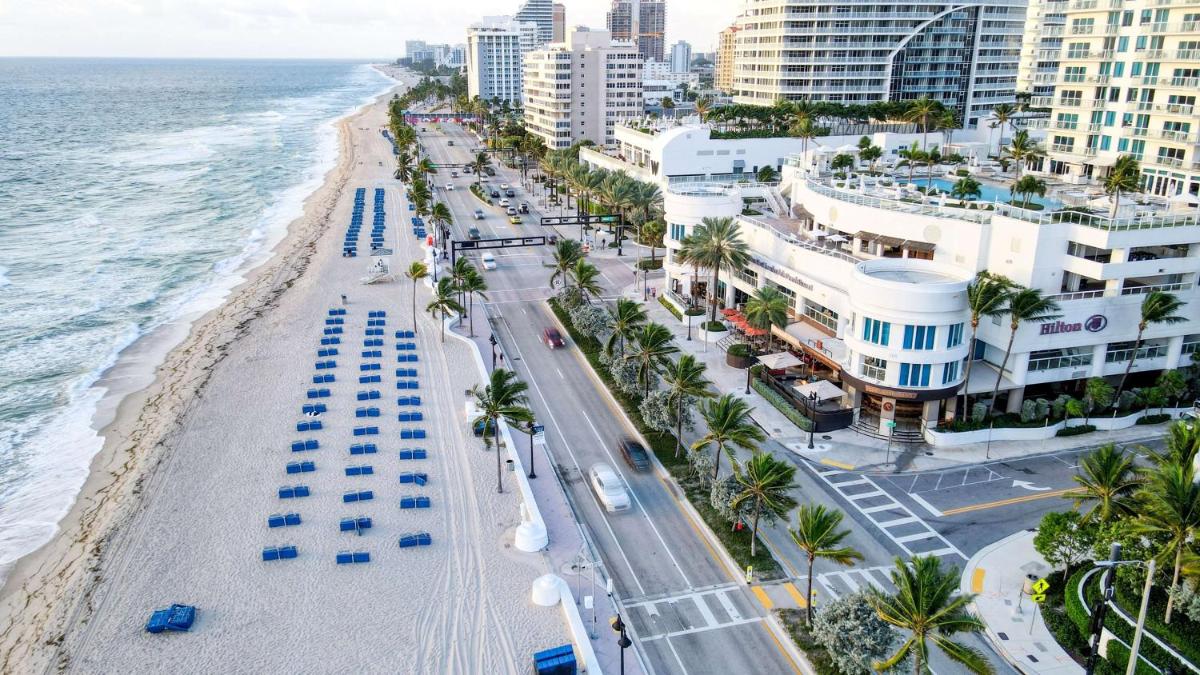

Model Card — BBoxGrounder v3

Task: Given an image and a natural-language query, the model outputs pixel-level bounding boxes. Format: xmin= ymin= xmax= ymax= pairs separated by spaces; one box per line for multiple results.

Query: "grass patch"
xmin=1007 ymin=199 xmax=1046 ymax=211
xmin=777 ymin=609 xmax=840 ymax=675
xmin=658 ymin=295 xmax=682 ymax=320
xmin=548 ymin=298 xmax=781 ymax=579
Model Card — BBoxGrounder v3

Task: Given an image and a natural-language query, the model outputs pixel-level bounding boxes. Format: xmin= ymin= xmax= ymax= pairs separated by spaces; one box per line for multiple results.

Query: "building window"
xmin=903 ymin=325 xmax=936 ymax=350
xmin=861 ymin=356 xmax=887 ymax=381
xmin=669 ymin=223 xmax=686 ymax=240
xmin=942 ymin=360 xmax=961 ymax=384
xmin=862 ymin=317 xmax=890 ymax=345
xmin=898 ymin=363 xmax=932 ymax=387
xmin=946 ymin=323 xmax=964 ymax=348
xmin=803 ymin=301 xmax=838 ymax=332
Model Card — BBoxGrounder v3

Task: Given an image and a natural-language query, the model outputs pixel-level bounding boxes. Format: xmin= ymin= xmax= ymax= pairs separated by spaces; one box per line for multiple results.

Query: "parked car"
xmin=485 ymin=167 xmax=495 ymax=176
xmin=467 ymin=227 xmax=481 ymax=240
xmin=473 ymin=209 xmax=484 ymax=220
xmin=519 ymin=202 xmax=529 ymax=213
xmin=490 ymin=189 xmax=500 ymax=198
xmin=505 ymin=189 xmax=515 ymax=198
xmin=509 ymin=215 xmax=522 ymax=225
xmin=617 ymin=438 xmax=650 ymax=472
xmin=499 ymin=198 xmax=511 ymax=207
xmin=542 ymin=327 xmax=565 ymax=349
xmin=589 ymin=464 xmax=630 ymax=512
xmin=481 ymin=252 xmax=497 ymax=270
xmin=506 ymin=207 xmax=517 ymax=216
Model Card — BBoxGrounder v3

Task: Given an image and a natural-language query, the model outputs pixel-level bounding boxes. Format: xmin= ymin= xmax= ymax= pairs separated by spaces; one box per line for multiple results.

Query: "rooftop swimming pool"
xmin=923 ymin=177 xmax=1064 ymax=210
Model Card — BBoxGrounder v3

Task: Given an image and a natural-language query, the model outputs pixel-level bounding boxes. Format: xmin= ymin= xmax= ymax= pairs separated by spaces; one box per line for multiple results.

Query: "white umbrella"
xmin=812 ymin=145 xmax=835 ymax=154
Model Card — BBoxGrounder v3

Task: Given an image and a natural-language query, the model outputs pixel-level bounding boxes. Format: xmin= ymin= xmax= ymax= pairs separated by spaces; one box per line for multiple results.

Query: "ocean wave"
xmin=0 ymin=266 xmax=9 ymax=288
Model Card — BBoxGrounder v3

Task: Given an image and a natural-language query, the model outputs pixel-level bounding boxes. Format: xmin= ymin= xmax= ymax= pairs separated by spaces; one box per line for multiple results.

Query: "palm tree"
xmin=691 ymin=217 xmax=752 ymax=322
xmin=904 ymin=96 xmax=942 ymax=153
xmin=692 ymin=394 xmax=765 ymax=481
xmin=629 ymin=322 xmax=679 ymax=398
xmin=416 ymin=156 xmax=436 ymax=178
xmin=791 ymin=504 xmax=863 ymax=625
xmin=989 ymin=287 xmax=1061 ymax=414
xmin=425 ymin=277 xmax=463 ymax=343
xmin=459 ymin=267 xmax=488 ymax=337
xmin=677 ymin=228 xmax=708 ymax=306
xmin=1115 ymin=291 xmax=1186 ymax=402
xmin=641 ymin=220 xmax=666 ymax=264
xmin=951 ymin=176 xmax=982 ymax=201
xmin=868 ymin=555 xmax=992 ymax=675
xmin=1105 ymin=155 xmax=1142 ymax=217
xmin=1063 ymin=443 xmax=1141 ymax=522
xmin=395 ymin=151 xmax=414 ymax=182
xmin=1134 ymin=460 xmax=1200 ymax=623
xmin=861 ymin=145 xmax=883 ymax=174
xmin=548 ymin=239 xmax=583 ymax=290
xmin=731 ymin=452 xmax=798 ymax=558
xmin=1010 ymin=175 xmax=1047 ymax=208
xmin=472 ymin=151 xmax=490 ymax=185
xmin=990 ymin=102 xmax=1016 ymax=148
xmin=449 ymin=256 xmax=474 ymax=320
xmin=660 ymin=355 xmax=713 ymax=458
xmin=430 ymin=201 xmax=453 ymax=247
xmin=1003 ymin=129 xmax=1042 ymax=178
xmin=756 ymin=166 xmax=779 ymax=182
xmin=404 ymin=261 xmax=429 ymax=333
xmin=899 ymin=142 xmax=921 ymax=183
xmin=568 ymin=260 xmax=603 ymax=302
xmin=939 ymin=108 xmax=959 ymax=148
xmin=606 ymin=297 xmax=648 ymax=357
xmin=470 ymin=369 xmax=534 ymax=493
xmin=695 ymin=96 xmax=713 ymax=123
xmin=743 ymin=286 xmax=790 ymax=352
xmin=790 ymin=117 xmax=818 ymax=168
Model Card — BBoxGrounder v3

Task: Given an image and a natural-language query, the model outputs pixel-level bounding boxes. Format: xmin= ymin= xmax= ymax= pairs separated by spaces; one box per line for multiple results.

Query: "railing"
xmin=993 ymin=204 xmax=1199 ymax=231
xmin=1050 ymin=288 xmax=1108 ymax=301
xmin=801 ymin=180 xmax=994 ymax=223
xmin=1105 ymin=345 xmax=1168 ymax=363
xmin=1051 ymin=121 xmax=1078 ymax=132
xmin=1121 ymin=281 xmax=1193 ymax=295
xmin=1136 ymin=102 xmax=1195 ymax=114
xmin=1028 ymin=353 xmax=1094 ymax=371
xmin=1158 ymin=157 xmax=1186 ymax=168
xmin=740 ymin=214 xmax=859 ymax=266
xmin=1183 ymin=341 xmax=1200 ymax=356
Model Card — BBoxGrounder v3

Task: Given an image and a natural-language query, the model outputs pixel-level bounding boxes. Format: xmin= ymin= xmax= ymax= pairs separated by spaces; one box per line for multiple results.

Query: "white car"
xmin=499 ymin=198 xmax=511 ymax=207
xmin=500 ymin=183 xmax=510 ymax=190
xmin=480 ymin=252 xmax=497 ymax=270
xmin=445 ymin=183 xmax=455 ymax=191
xmin=589 ymin=464 xmax=630 ymax=512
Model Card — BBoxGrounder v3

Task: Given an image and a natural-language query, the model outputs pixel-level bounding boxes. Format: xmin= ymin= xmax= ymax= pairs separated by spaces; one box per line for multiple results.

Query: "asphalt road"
xmin=417 ymin=122 xmax=805 ymax=675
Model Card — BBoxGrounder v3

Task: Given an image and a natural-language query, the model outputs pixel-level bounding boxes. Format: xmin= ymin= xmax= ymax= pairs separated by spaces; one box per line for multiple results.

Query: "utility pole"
xmin=1085 ymin=543 xmax=1122 ymax=675
xmin=1126 ymin=558 xmax=1156 ymax=675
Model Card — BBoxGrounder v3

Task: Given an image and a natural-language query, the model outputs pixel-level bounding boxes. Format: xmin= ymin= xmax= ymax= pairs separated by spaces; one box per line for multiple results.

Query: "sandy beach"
xmin=0 ymin=72 xmax=567 ymax=673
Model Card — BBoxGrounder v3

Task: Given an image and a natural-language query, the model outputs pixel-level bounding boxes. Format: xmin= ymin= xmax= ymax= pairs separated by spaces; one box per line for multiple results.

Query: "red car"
xmin=542 ymin=327 xmax=565 ymax=349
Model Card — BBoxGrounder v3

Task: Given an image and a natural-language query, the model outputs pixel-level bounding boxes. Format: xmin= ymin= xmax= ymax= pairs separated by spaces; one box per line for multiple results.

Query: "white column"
xmin=1089 ymin=343 xmax=1108 ymax=378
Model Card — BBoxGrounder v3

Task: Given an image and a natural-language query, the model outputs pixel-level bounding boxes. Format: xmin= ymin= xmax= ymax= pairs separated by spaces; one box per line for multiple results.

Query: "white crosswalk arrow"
xmin=1012 ymin=479 xmax=1051 ymax=492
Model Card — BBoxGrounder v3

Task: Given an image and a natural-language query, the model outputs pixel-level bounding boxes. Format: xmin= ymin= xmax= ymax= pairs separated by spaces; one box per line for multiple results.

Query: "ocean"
xmin=0 ymin=59 xmax=394 ymax=582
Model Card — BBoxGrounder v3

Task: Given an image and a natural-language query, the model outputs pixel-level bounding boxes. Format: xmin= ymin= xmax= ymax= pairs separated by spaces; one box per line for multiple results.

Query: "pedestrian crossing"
xmin=806 ymin=463 xmax=966 ymax=561
xmin=624 ymin=583 xmax=765 ymax=642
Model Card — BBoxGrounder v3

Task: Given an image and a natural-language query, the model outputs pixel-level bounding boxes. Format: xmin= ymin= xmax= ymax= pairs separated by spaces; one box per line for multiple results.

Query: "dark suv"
xmin=618 ymin=438 xmax=650 ymax=472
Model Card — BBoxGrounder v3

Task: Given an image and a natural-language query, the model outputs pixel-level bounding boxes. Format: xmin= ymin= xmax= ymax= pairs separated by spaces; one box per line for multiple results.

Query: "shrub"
xmin=1033 ymin=511 xmax=1094 ymax=576
xmin=658 ymin=295 xmax=682 ymax=320
xmin=685 ymin=307 xmax=705 ymax=316
xmin=636 ymin=258 xmax=664 ymax=270
xmin=727 ymin=343 xmax=752 ymax=358
xmin=811 ymin=591 xmax=904 ymax=674
xmin=1035 ymin=398 xmax=1051 ymax=420
xmin=609 ymin=355 xmax=644 ymax=398
xmin=703 ymin=320 xmax=726 ymax=332
xmin=751 ymin=378 xmax=813 ymax=431
xmin=970 ymin=402 xmax=988 ymax=424
xmin=710 ymin=475 xmax=750 ymax=523
xmin=955 ymin=168 xmax=969 ymax=177
xmin=1104 ymin=640 xmax=1158 ymax=675
xmin=777 ymin=609 xmax=841 ymax=675
xmin=1136 ymin=413 xmax=1172 ymax=425
xmin=1117 ymin=389 xmax=1138 ymax=412
xmin=1052 ymin=395 xmax=1071 ymax=420
xmin=1021 ymin=399 xmax=1038 ymax=423
xmin=1057 ymin=424 xmax=1096 ymax=437
xmin=570 ymin=303 xmax=612 ymax=339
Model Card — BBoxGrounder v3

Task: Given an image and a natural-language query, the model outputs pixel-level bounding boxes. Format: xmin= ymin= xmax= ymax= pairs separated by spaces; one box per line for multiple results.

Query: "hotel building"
xmin=523 ymin=28 xmax=644 ymax=149
xmin=1017 ymin=0 xmax=1068 ymax=101
xmin=1033 ymin=0 xmax=1200 ymax=199
xmin=660 ymin=164 xmax=1199 ymax=436
xmin=729 ymin=0 xmax=1026 ymax=127
xmin=466 ymin=17 xmax=540 ymax=105
xmin=515 ymin=0 xmax=556 ymax=45
xmin=607 ymin=0 xmax=667 ymax=62
xmin=715 ymin=23 xmax=740 ymax=93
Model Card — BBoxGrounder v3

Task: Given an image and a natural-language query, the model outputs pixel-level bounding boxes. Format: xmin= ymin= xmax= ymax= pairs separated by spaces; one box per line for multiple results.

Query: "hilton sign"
xmin=1040 ymin=314 xmax=1108 ymax=335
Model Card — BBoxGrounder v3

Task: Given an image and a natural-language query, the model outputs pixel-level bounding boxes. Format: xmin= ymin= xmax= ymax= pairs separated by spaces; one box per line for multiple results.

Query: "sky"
xmin=0 ymin=0 xmax=738 ymax=59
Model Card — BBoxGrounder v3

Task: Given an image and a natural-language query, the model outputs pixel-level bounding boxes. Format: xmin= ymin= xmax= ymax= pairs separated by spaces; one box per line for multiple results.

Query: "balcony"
xmin=1052 ymin=120 xmax=1080 ymax=130
xmin=1069 ymin=25 xmax=1095 ymax=35
xmin=1168 ymin=77 xmax=1200 ymax=89
xmin=1052 ymin=143 xmax=1078 ymax=152
xmin=1156 ymin=157 xmax=1186 ymax=168
xmin=1058 ymin=98 xmax=1084 ymax=107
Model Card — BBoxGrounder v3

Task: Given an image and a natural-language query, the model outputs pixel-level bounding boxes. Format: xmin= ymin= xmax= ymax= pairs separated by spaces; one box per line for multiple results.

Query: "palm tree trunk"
xmin=440 ymin=311 xmax=446 ymax=343
xmin=989 ymin=327 xmax=1018 ymax=415
xmin=1167 ymin=542 xmax=1183 ymax=623
xmin=1111 ymin=189 xmax=1121 ymax=218
xmin=806 ymin=557 xmax=815 ymax=625
xmin=749 ymin=502 xmax=761 ymax=558
xmin=712 ymin=442 xmax=723 ymax=481
xmin=469 ymin=293 xmax=475 ymax=337
xmin=710 ymin=268 xmax=721 ymax=322
xmin=914 ymin=646 xmax=922 ymax=675
xmin=493 ymin=414 xmax=504 ymax=494
xmin=1114 ymin=328 xmax=1145 ymax=404
xmin=412 ymin=284 xmax=418 ymax=333
xmin=675 ymin=397 xmax=685 ymax=458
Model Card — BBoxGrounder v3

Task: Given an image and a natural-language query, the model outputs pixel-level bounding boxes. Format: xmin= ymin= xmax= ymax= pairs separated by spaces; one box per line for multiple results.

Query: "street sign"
xmin=1031 ymin=577 xmax=1049 ymax=604
xmin=532 ymin=424 xmax=546 ymax=444
xmin=884 ymin=420 xmax=897 ymax=429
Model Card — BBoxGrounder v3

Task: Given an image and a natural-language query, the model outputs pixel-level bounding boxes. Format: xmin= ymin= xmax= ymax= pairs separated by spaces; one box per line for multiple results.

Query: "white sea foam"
xmin=0 ymin=266 xmax=9 ymax=288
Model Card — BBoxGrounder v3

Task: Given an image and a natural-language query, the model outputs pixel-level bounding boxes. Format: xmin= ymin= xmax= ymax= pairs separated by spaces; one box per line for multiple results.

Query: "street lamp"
xmin=807 ymin=390 xmax=818 ymax=449
xmin=526 ymin=420 xmax=542 ymax=480
xmin=489 ymin=334 xmax=498 ymax=370
xmin=611 ymin=613 xmax=632 ymax=675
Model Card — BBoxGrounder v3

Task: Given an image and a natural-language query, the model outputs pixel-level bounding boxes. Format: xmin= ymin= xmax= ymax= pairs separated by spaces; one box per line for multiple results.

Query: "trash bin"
xmin=506 ymin=459 xmax=515 ymax=472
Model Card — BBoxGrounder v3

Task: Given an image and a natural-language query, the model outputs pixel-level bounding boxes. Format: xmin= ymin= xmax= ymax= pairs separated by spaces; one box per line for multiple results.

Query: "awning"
xmin=876 ymin=235 xmax=904 ymax=247
xmin=758 ymin=352 xmax=803 ymax=370
xmin=743 ymin=326 xmax=767 ymax=337
xmin=855 ymin=231 xmax=879 ymax=242
xmin=793 ymin=379 xmax=846 ymax=401
xmin=901 ymin=240 xmax=935 ymax=252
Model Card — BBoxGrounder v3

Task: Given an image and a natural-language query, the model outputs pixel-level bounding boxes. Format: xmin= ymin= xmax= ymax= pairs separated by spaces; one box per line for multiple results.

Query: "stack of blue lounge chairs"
xmin=307 ymin=388 xmax=331 ymax=399
xmin=397 ymin=411 xmax=423 ymax=422
xmin=398 ymin=472 xmax=429 ymax=486
xmin=278 ymin=485 xmax=311 ymax=499
xmin=398 ymin=532 xmax=432 ymax=548
xmin=323 ymin=326 xmax=343 ymax=335
xmin=394 ymin=330 xmax=416 ymax=339
xmin=352 ymin=426 xmax=379 ymax=436
xmin=355 ymin=406 xmax=381 ymax=418
xmin=398 ymin=353 xmax=419 ymax=363
xmin=145 ymin=604 xmax=197 ymax=633
xmin=312 ymin=372 xmax=335 ymax=384
xmin=399 ymin=428 xmax=427 ymax=440
xmin=262 ymin=545 xmax=299 ymax=561
xmin=336 ymin=550 xmax=371 ymax=564
xmin=359 ymin=374 xmax=382 ymax=384
xmin=396 ymin=396 xmax=422 ymax=406
xmin=296 ymin=419 xmax=323 ymax=432
xmin=339 ymin=516 xmax=373 ymax=533
xmin=398 ymin=448 xmax=428 ymax=460
xmin=268 ymin=513 xmax=302 ymax=528
xmin=343 ymin=489 xmax=374 ymax=503
xmin=285 ymin=461 xmax=316 ymax=474
xmin=365 ymin=327 xmax=384 ymax=337
xmin=349 ymin=443 xmax=378 ymax=455
xmin=412 ymin=216 xmax=426 ymax=240
xmin=396 ymin=380 xmax=419 ymax=390
xmin=302 ymin=403 xmax=327 ymax=416
xmin=396 ymin=341 xmax=416 ymax=351
xmin=356 ymin=390 xmax=381 ymax=401
xmin=370 ymin=188 xmax=386 ymax=251
xmin=345 ymin=465 xmax=374 ymax=476
xmin=395 ymin=368 xmax=418 ymax=378
xmin=344 ymin=187 xmax=365 ymax=256
xmin=320 ymin=336 xmax=341 ymax=346
xmin=290 ymin=439 xmax=319 ymax=452
xmin=400 ymin=495 xmax=432 ymax=509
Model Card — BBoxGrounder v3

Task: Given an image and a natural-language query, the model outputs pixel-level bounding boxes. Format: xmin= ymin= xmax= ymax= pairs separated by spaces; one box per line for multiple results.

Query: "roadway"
xmin=417 ymin=121 xmax=805 ymax=675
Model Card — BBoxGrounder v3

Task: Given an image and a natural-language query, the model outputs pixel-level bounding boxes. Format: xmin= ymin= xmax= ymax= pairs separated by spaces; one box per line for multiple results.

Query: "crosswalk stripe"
xmin=716 ymin=589 xmax=743 ymax=621
xmin=693 ymin=593 xmax=718 ymax=629
xmin=895 ymin=531 xmax=937 ymax=544
xmin=876 ymin=516 xmax=919 ymax=527
xmin=847 ymin=489 xmax=887 ymax=500
xmin=783 ymin=582 xmax=808 ymax=608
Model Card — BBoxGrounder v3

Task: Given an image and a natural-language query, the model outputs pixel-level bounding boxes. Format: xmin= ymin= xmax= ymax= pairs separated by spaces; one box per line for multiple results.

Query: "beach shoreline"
xmin=0 ymin=82 xmax=400 ymax=670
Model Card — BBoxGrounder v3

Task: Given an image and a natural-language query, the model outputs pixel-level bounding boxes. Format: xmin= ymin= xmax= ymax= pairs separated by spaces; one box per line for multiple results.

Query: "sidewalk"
xmin=961 ymin=531 xmax=1082 ymax=675
xmin=638 ymin=277 xmax=1172 ymax=475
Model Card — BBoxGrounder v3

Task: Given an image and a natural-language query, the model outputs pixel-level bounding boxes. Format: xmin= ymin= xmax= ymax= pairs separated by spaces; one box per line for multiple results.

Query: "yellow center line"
xmin=783 ymin=582 xmax=809 ymax=608
xmin=751 ymin=585 xmax=775 ymax=610
xmin=941 ymin=488 xmax=1074 ymax=516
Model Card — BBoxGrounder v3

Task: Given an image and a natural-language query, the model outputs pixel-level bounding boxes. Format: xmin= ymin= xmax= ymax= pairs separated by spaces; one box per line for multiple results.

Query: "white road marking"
xmin=908 ymin=492 xmax=945 ymax=518
xmin=692 ymin=594 xmax=718 ymax=629
xmin=640 ymin=617 xmax=764 ymax=642
xmin=894 ymin=531 xmax=937 ymax=544
xmin=556 ymin=368 xmax=565 ymax=380
xmin=664 ymin=638 xmax=691 ymax=675
xmin=715 ymin=589 xmax=742 ymax=621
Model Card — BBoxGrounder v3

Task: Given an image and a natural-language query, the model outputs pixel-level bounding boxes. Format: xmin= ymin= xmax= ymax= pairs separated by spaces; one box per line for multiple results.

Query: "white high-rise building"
xmin=515 ymin=0 xmax=555 ymax=45
xmin=670 ymin=40 xmax=693 ymax=73
xmin=1034 ymin=0 xmax=1200 ymax=198
xmin=731 ymin=0 xmax=1026 ymax=127
xmin=524 ymin=27 xmax=644 ymax=149
xmin=467 ymin=17 xmax=540 ymax=105
xmin=1017 ymin=0 xmax=1067 ymax=101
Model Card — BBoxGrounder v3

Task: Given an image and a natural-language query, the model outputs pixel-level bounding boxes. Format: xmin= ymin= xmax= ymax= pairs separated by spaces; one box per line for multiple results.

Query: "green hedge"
xmin=1104 ymin=640 xmax=1159 ymax=675
xmin=703 ymin=320 xmax=726 ymax=332
xmin=1112 ymin=573 xmax=1200 ymax=666
xmin=547 ymin=298 xmax=781 ymax=578
xmin=776 ymin=609 xmax=841 ymax=675
xmin=637 ymin=258 xmax=664 ymax=270
xmin=1077 ymin=566 xmax=1194 ymax=674
xmin=751 ymin=377 xmax=813 ymax=432
xmin=1136 ymin=413 xmax=1172 ymax=425
xmin=728 ymin=343 xmax=752 ymax=358
xmin=658 ymin=295 xmax=682 ymax=320
xmin=1057 ymin=424 xmax=1097 ymax=437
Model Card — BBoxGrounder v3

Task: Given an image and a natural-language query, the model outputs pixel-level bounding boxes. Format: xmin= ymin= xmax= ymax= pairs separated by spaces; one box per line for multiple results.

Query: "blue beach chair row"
xmin=396 ymin=368 xmax=417 ymax=378
xmin=279 ymin=485 xmax=311 ymax=498
xmin=350 ymin=443 xmax=378 ymax=455
xmin=397 ymin=396 xmax=422 ymax=406
xmin=396 ymin=380 xmax=419 ymax=390
xmin=398 ymin=472 xmax=429 ymax=485
xmin=343 ymin=489 xmax=373 ymax=503
xmin=394 ymin=330 xmax=416 ymax=339
xmin=398 ymin=448 xmax=428 ymax=460
xmin=355 ymin=407 xmax=380 ymax=418
xmin=312 ymin=373 xmax=335 ymax=384
xmin=291 ymin=439 xmax=319 ymax=452
xmin=268 ymin=513 xmax=302 ymax=528
xmin=296 ymin=419 xmax=323 ymax=432
xmin=285 ymin=461 xmax=315 ymax=474
xmin=345 ymin=464 xmax=374 ymax=476
xmin=400 ymin=428 xmax=427 ymax=439
xmin=400 ymin=495 xmax=431 ymax=509
xmin=359 ymin=374 xmax=381 ymax=384
xmin=336 ymin=550 xmax=370 ymax=564
xmin=339 ymin=516 xmax=372 ymax=532
xmin=399 ymin=532 xmax=432 ymax=548
xmin=262 ymin=545 xmax=298 ymax=561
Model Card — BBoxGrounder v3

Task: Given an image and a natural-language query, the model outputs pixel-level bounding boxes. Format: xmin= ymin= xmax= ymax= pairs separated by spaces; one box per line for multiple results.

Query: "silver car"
xmin=589 ymin=464 xmax=630 ymax=512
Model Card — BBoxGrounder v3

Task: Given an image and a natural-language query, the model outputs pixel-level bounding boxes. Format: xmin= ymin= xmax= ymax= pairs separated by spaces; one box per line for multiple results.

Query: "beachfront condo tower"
xmin=467 ymin=17 xmax=540 ymax=105
xmin=715 ymin=22 xmax=740 ymax=93
xmin=523 ymin=27 xmax=644 ymax=149
xmin=729 ymin=0 xmax=1026 ymax=127
xmin=1033 ymin=0 xmax=1200 ymax=198
xmin=515 ymin=0 xmax=556 ymax=46
xmin=1017 ymin=0 xmax=1068 ymax=101
xmin=553 ymin=3 xmax=567 ymax=43
xmin=607 ymin=0 xmax=667 ymax=62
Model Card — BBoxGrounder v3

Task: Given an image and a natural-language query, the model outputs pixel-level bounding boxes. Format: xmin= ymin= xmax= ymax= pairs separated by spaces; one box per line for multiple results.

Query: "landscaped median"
xmin=547 ymin=297 xmax=782 ymax=580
